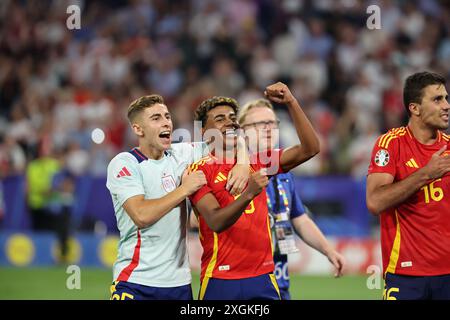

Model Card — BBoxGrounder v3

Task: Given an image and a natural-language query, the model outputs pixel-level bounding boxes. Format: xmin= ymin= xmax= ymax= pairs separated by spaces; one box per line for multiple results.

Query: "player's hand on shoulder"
xmin=423 ymin=145 xmax=450 ymax=179
xmin=243 ymin=168 xmax=269 ymax=198
xmin=264 ymin=82 xmax=295 ymax=105
xmin=181 ymin=168 xmax=207 ymax=196
xmin=227 ymin=164 xmax=250 ymax=196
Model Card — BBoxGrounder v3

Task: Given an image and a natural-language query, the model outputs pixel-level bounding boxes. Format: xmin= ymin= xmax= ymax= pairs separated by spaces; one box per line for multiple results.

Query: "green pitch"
xmin=0 ymin=267 xmax=382 ymax=300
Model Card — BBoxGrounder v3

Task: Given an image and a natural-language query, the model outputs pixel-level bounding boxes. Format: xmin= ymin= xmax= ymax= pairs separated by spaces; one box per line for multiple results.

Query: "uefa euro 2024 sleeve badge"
xmin=375 ymin=149 xmax=390 ymax=167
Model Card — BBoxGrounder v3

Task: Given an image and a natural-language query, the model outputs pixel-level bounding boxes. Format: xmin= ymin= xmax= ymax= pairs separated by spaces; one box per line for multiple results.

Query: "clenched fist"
xmin=244 ymin=169 xmax=269 ymax=198
xmin=264 ymin=82 xmax=295 ymax=105
xmin=181 ymin=168 xmax=207 ymax=196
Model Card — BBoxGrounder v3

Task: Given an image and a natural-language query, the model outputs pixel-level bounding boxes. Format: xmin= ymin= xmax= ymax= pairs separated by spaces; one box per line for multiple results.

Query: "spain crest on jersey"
xmin=161 ymin=174 xmax=176 ymax=193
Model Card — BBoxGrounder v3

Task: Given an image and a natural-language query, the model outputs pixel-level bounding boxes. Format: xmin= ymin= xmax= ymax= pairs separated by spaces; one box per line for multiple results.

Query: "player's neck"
xmin=138 ymin=143 xmax=165 ymax=160
xmin=211 ymin=148 xmax=236 ymax=164
xmin=408 ymin=120 xmax=439 ymax=145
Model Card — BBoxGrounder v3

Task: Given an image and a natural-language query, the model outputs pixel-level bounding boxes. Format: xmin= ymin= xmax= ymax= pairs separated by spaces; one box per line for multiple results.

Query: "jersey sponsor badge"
xmin=374 ymin=149 xmax=390 ymax=167
xmin=162 ymin=174 xmax=176 ymax=193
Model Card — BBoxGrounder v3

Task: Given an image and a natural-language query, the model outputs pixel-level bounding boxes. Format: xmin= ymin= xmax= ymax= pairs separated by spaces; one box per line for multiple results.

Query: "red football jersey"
xmin=368 ymin=126 xmax=450 ymax=276
xmin=189 ymin=150 xmax=283 ymax=281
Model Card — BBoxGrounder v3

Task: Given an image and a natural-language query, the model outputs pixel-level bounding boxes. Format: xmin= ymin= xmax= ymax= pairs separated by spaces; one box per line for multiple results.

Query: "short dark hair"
xmin=194 ymin=96 xmax=239 ymax=127
xmin=403 ymin=71 xmax=446 ymax=116
xmin=127 ymin=94 xmax=164 ymax=123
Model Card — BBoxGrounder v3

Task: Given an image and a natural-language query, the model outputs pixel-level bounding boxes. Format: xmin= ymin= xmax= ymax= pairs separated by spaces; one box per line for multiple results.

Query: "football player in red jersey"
xmin=189 ymin=82 xmax=320 ymax=300
xmin=366 ymin=71 xmax=450 ymax=300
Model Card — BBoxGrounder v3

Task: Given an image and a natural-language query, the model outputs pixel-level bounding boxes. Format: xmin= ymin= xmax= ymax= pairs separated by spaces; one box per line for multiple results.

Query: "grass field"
xmin=0 ymin=267 xmax=382 ymax=300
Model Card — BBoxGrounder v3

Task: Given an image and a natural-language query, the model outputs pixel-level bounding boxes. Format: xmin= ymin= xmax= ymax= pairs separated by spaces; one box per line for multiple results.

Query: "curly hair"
xmin=194 ymin=96 xmax=239 ymax=127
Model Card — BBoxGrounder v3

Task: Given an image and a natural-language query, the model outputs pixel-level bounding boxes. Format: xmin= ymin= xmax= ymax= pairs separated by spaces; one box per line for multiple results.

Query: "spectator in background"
xmin=0 ymin=134 xmax=26 ymax=175
xmin=299 ymin=17 xmax=334 ymax=61
xmin=64 ymin=140 xmax=90 ymax=177
xmin=26 ymin=145 xmax=60 ymax=231
xmin=24 ymin=142 xmax=77 ymax=261
xmin=7 ymin=103 xmax=37 ymax=159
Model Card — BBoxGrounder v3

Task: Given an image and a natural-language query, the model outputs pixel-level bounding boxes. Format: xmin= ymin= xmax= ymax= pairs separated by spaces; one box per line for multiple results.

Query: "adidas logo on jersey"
xmin=116 ymin=167 xmax=131 ymax=178
xmin=405 ymin=158 xmax=419 ymax=168
xmin=214 ymin=172 xmax=227 ymax=183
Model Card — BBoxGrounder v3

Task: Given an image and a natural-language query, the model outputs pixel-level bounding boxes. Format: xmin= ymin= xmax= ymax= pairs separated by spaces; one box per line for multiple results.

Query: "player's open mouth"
xmin=223 ymin=129 xmax=237 ymax=137
xmin=442 ymin=114 xmax=449 ymax=121
xmin=159 ymin=130 xmax=171 ymax=142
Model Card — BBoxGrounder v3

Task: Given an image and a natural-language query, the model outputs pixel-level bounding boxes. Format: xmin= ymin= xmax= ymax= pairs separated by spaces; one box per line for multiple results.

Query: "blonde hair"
xmin=238 ymin=98 xmax=275 ymax=125
xmin=127 ymin=94 xmax=164 ymax=123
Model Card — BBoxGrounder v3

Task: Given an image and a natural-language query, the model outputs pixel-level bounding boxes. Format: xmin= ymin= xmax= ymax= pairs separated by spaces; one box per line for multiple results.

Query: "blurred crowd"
xmin=0 ymin=0 xmax=449 ymax=182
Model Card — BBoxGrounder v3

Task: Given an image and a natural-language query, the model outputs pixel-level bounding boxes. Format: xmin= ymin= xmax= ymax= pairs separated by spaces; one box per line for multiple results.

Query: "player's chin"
xmin=224 ymin=135 xmax=237 ymax=148
xmin=159 ymin=138 xmax=172 ymax=149
xmin=437 ymin=120 xmax=449 ymax=130
xmin=258 ymin=139 xmax=271 ymax=152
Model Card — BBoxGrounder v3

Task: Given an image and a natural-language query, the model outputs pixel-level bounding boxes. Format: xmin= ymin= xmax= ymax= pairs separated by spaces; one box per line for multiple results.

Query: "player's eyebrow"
xmin=432 ymin=94 xmax=449 ymax=101
xmin=214 ymin=112 xmax=236 ymax=120
xmin=149 ymin=112 xmax=170 ymax=118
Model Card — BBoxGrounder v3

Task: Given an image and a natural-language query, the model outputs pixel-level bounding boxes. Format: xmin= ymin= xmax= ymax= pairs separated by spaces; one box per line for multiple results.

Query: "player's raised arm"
xmin=123 ymin=169 xmax=206 ymax=229
xmin=264 ymin=82 xmax=320 ymax=172
xmin=193 ymin=169 xmax=268 ymax=233
xmin=367 ymin=145 xmax=450 ymax=215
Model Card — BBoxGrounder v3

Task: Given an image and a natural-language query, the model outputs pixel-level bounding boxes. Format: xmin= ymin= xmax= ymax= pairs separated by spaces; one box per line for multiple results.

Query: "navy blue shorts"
xmin=384 ymin=273 xmax=450 ymax=300
xmin=199 ymin=273 xmax=280 ymax=300
xmin=110 ymin=281 xmax=193 ymax=300
xmin=279 ymin=288 xmax=291 ymax=300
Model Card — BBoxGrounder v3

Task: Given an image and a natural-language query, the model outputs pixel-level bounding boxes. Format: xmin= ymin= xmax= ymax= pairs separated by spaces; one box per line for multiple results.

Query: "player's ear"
xmin=132 ymin=123 xmax=144 ymax=137
xmin=409 ymin=103 xmax=420 ymax=116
